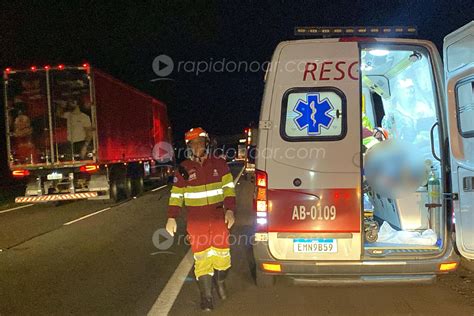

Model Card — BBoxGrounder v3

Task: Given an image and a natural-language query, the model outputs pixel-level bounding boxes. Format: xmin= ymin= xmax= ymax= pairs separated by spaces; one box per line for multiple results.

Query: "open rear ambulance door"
xmin=444 ymin=21 xmax=474 ymax=260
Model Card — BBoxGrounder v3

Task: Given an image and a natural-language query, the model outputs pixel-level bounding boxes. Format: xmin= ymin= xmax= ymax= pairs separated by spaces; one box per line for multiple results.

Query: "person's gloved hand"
xmin=224 ymin=210 xmax=235 ymax=229
xmin=166 ymin=218 xmax=177 ymax=236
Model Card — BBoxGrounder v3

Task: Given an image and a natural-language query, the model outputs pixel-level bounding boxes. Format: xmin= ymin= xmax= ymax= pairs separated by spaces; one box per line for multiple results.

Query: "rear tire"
xmin=109 ymin=180 xmax=120 ymax=203
xmin=124 ymin=177 xmax=133 ymax=199
xmin=133 ymin=177 xmax=144 ymax=196
xmin=255 ymin=268 xmax=275 ymax=288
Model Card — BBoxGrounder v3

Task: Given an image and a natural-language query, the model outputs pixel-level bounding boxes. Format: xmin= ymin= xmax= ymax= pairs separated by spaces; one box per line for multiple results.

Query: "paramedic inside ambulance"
xmin=373 ymin=127 xmax=389 ymax=142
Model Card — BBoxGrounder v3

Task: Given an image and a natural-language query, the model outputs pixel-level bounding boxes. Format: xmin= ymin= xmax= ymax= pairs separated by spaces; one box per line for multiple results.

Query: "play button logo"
xmin=152 ymin=228 xmax=174 ymax=251
xmin=152 ymin=54 xmax=174 ymax=77
xmin=153 ymin=141 xmax=174 ymax=163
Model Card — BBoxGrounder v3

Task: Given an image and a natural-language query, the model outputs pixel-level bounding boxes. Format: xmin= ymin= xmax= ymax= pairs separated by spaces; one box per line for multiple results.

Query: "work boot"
xmin=214 ymin=269 xmax=228 ymax=300
xmin=197 ymin=274 xmax=214 ymax=311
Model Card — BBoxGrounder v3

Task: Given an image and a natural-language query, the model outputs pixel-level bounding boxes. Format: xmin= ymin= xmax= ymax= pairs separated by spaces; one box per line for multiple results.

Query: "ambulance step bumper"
xmin=253 ymin=240 xmax=460 ymax=279
xmin=15 ymin=192 xmax=99 ymax=203
xmin=292 ymin=274 xmax=436 ymax=286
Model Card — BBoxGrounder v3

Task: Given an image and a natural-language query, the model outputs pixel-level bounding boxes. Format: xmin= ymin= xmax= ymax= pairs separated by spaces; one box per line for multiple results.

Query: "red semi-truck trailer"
xmin=3 ymin=64 xmax=174 ymax=203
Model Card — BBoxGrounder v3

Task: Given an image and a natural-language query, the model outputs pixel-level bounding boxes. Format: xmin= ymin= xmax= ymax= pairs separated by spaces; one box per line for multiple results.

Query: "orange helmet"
xmin=184 ymin=127 xmax=209 ymax=144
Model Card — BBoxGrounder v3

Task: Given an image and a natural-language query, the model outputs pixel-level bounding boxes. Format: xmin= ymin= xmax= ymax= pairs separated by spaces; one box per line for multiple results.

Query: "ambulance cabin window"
xmin=281 ymin=88 xmax=346 ymax=141
xmin=456 ymin=79 xmax=474 ymax=137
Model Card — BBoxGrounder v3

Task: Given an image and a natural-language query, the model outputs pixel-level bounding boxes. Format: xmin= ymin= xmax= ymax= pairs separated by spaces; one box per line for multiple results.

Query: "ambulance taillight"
xmin=254 ymin=169 xmax=268 ymax=231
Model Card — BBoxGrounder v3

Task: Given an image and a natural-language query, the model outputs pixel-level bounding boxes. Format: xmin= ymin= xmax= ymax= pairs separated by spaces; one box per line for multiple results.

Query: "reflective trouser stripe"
xmin=194 ymin=247 xmax=231 ymax=279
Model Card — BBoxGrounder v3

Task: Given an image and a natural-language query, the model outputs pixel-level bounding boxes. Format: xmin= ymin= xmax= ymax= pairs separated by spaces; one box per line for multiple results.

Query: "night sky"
xmin=1 ymin=0 xmax=473 ymax=179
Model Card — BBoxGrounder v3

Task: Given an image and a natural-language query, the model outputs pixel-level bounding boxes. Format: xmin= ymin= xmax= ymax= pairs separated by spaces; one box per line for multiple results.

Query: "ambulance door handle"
xmin=430 ymin=122 xmax=441 ymax=162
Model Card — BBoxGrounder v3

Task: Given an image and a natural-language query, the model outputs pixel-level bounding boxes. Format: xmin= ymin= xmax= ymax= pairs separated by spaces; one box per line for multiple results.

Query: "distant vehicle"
xmin=244 ymin=127 xmax=257 ymax=173
xmin=252 ymin=23 xmax=474 ymax=287
xmin=237 ymin=144 xmax=246 ymax=161
xmin=4 ymin=64 xmax=174 ymax=203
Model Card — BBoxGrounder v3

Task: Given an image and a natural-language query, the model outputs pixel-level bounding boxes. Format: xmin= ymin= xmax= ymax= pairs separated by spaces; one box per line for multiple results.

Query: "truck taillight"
xmin=12 ymin=169 xmax=30 ymax=177
xmin=254 ymin=169 xmax=268 ymax=231
xmin=79 ymin=164 xmax=99 ymax=173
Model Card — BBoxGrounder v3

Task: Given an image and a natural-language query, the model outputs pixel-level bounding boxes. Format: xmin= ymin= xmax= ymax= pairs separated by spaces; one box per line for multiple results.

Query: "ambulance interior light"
xmin=369 ymin=49 xmax=390 ymax=56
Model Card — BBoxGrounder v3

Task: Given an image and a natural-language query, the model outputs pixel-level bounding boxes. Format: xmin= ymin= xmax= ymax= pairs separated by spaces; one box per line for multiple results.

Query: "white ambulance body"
xmin=253 ymin=23 xmax=474 ymax=286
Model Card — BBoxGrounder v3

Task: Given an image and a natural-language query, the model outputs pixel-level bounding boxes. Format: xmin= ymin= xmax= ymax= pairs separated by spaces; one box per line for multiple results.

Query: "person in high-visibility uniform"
xmin=165 ymin=127 xmax=236 ymax=311
xmin=363 ymin=127 xmax=389 ymax=153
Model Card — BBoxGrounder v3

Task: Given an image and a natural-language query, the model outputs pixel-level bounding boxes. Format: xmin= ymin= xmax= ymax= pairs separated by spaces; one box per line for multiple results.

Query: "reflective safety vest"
xmin=167 ymin=155 xmax=236 ymax=253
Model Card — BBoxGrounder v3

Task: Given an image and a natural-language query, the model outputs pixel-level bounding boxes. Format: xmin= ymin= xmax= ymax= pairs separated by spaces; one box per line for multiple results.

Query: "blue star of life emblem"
xmin=293 ymin=93 xmax=334 ymax=135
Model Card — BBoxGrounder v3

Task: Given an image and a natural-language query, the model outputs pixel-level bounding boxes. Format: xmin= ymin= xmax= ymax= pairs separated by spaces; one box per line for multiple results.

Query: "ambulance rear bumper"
xmin=253 ymin=239 xmax=460 ymax=284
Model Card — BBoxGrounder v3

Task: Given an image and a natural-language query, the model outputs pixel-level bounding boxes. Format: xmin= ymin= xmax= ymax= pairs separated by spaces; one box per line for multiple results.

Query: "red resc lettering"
xmin=303 ymin=61 xmax=359 ymax=81
xmin=319 ymin=61 xmax=333 ymax=81
xmin=303 ymin=62 xmax=317 ymax=81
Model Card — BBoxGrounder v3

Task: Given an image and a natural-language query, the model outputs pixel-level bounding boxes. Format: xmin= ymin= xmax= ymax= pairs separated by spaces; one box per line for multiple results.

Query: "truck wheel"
xmin=124 ymin=177 xmax=133 ymax=199
xmin=109 ymin=180 xmax=120 ymax=203
xmin=255 ymin=268 xmax=275 ymax=288
xmin=133 ymin=177 xmax=144 ymax=196
xmin=160 ymin=169 xmax=167 ymax=185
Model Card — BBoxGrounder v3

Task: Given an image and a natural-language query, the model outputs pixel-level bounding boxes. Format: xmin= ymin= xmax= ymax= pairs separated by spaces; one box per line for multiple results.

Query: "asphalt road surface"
xmin=1 ymin=162 xmax=474 ymax=315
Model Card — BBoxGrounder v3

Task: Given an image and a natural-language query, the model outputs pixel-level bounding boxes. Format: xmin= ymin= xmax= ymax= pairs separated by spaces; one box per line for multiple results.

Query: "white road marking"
xmin=152 ymin=184 xmax=168 ymax=192
xmin=148 ymin=165 xmax=245 ymax=316
xmin=147 ymin=251 xmax=194 ymax=316
xmin=0 ymin=204 xmax=34 ymax=214
xmin=63 ymin=184 xmax=168 ymax=226
xmin=63 ymin=207 xmax=111 ymax=226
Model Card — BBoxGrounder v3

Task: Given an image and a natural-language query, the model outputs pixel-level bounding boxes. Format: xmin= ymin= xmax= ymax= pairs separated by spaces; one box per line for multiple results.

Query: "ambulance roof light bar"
xmin=294 ymin=26 xmax=418 ymax=37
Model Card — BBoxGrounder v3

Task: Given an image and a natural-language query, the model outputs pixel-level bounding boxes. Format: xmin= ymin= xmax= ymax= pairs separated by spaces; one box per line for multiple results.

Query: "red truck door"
xmin=4 ymin=70 xmax=51 ymax=166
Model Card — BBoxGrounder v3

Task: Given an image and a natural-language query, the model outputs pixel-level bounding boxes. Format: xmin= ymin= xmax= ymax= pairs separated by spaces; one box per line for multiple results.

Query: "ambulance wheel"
xmin=133 ymin=177 xmax=144 ymax=196
xmin=109 ymin=180 xmax=120 ymax=203
xmin=124 ymin=177 xmax=133 ymax=199
xmin=256 ymin=269 xmax=275 ymax=288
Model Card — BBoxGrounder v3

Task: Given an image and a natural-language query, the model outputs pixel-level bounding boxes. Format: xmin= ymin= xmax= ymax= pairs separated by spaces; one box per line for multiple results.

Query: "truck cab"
xmin=253 ymin=22 xmax=474 ymax=287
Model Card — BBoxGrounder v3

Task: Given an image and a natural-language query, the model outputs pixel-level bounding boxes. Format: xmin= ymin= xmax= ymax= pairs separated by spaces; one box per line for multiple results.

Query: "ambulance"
xmin=252 ymin=22 xmax=474 ymax=287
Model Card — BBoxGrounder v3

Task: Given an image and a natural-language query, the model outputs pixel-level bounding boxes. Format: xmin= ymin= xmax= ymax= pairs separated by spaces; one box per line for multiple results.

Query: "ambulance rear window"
xmin=280 ymin=88 xmax=347 ymax=141
xmin=456 ymin=79 xmax=474 ymax=137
